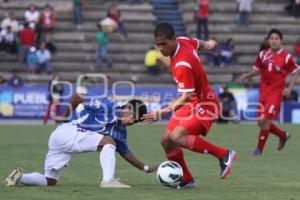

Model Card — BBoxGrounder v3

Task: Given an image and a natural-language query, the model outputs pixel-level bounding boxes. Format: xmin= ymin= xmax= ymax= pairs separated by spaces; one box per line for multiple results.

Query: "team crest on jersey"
xmin=275 ymin=66 xmax=281 ymax=72
xmin=178 ymin=82 xmax=184 ymax=88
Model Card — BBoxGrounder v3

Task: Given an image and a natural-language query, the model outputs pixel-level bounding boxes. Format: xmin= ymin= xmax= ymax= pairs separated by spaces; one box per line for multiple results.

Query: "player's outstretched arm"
xmin=55 ymin=93 xmax=84 ymax=123
xmin=121 ymin=152 xmax=158 ymax=173
xmin=240 ymin=69 xmax=260 ymax=82
xmin=282 ymin=72 xmax=298 ymax=97
xmin=198 ymin=39 xmax=218 ymax=51
xmin=142 ymin=92 xmax=192 ymax=124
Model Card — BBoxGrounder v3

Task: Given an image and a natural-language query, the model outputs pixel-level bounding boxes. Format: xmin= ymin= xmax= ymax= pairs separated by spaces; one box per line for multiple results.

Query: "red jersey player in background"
xmin=241 ymin=29 xmax=299 ymax=156
xmin=142 ymin=23 xmax=237 ymax=188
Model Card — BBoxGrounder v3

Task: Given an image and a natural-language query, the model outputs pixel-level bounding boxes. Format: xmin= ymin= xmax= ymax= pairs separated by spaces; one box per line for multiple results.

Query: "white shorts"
xmin=44 ymin=123 xmax=103 ymax=180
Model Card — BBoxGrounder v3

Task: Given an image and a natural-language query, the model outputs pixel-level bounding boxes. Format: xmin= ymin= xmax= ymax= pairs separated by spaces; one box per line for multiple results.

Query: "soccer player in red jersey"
xmin=142 ymin=23 xmax=237 ymax=188
xmin=241 ymin=29 xmax=299 ymax=156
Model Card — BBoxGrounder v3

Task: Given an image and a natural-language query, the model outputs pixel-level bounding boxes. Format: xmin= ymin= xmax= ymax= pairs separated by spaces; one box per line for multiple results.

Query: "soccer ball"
xmin=156 ymin=161 xmax=183 ymax=187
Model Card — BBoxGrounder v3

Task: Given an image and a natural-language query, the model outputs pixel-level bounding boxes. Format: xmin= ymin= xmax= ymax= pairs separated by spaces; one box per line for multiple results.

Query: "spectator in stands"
xmin=8 ymin=70 xmax=23 ymax=88
xmin=294 ymin=38 xmax=300 ymax=65
xmin=220 ymin=38 xmax=236 ymax=67
xmin=194 ymin=0 xmax=209 ymax=40
xmin=25 ymin=4 xmax=40 ymax=30
xmin=0 ymin=26 xmax=17 ymax=54
xmin=38 ymin=4 xmax=56 ymax=43
xmin=27 ymin=46 xmax=38 ymax=74
xmin=207 ymin=37 xmax=221 ymax=66
xmin=1 ymin=12 xmax=19 ymax=34
xmin=36 ymin=42 xmax=52 ymax=74
xmin=286 ymin=0 xmax=300 ymax=17
xmin=96 ymin=24 xmax=112 ymax=68
xmin=293 ymin=0 xmax=300 ymax=17
xmin=19 ymin=23 xmax=36 ymax=62
xmin=144 ymin=46 xmax=163 ymax=75
xmin=236 ymin=0 xmax=254 ymax=27
xmin=107 ymin=6 xmax=128 ymax=38
xmin=0 ymin=74 xmax=6 ymax=85
xmin=73 ymin=0 xmax=85 ymax=29
xmin=259 ymin=37 xmax=270 ymax=51
xmin=44 ymin=72 xmax=64 ymax=125
xmin=218 ymin=84 xmax=236 ymax=123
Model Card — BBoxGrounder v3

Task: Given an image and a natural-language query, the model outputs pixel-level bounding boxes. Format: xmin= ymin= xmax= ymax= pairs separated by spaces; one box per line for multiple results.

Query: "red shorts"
xmin=257 ymin=96 xmax=282 ymax=120
xmin=167 ymin=103 xmax=219 ymax=136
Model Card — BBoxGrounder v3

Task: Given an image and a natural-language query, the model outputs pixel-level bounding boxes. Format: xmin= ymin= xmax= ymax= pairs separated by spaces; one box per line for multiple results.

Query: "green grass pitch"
xmin=0 ymin=124 xmax=299 ymax=200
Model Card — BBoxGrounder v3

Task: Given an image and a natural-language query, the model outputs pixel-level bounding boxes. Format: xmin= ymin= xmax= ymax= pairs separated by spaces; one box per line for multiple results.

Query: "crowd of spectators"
xmin=0 ymin=4 xmax=55 ymax=75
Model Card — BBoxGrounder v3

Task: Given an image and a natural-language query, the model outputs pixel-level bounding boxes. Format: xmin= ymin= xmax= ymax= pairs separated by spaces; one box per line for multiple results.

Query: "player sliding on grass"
xmin=241 ymin=29 xmax=299 ymax=156
xmin=142 ymin=23 xmax=237 ymax=189
xmin=5 ymin=94 xmax=157 ymax=188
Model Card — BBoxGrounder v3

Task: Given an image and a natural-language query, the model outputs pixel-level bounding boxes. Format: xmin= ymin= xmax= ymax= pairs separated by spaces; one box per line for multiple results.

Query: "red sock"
xmin=269 ymin=123 xmax=285 ymax=139
xmin=257 ymin=129 xmax=270 ymax=151
xmin=183 ymin=135 xmax=228 ymax=159
xmin=166 ymin=147 xmax=193 ymax=183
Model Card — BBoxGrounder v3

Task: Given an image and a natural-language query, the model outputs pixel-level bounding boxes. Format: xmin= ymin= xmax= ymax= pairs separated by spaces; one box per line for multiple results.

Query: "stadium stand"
xmin=150 ymin=0 xmax=186 ymax=36
xmin=0 ymin=0 xmax=299 ymax=85
xmin=177 ymin=0 xmax=300 ymax=84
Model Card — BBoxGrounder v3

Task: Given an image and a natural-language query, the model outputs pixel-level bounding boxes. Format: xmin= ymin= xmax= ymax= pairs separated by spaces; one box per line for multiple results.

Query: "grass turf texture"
xmin=0 ymin=124 xmax=299 ymax=200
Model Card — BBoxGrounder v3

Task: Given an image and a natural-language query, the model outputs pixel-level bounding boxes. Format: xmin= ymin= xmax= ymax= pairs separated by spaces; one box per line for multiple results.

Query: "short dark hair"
xmin=154 ymin=23 xmax=175 ymax=39
xmin=125 ymin=99 xmax=147 ymax=122
xmin=268 ymin=28 xmax=283 ymax=40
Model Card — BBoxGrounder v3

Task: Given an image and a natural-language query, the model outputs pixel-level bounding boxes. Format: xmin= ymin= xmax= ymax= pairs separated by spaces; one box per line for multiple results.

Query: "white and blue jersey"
xmin=68 ymin=95 xmax=129 ymax=155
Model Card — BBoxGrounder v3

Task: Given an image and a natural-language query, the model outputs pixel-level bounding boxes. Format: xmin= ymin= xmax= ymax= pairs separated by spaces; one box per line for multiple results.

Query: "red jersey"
xmin=253 ymin=48 xmax=299 ymax=96
xmin=20 ymin=28 xmax=35 ymax=46
xmin=197 ymin=0 xmax=209 ymax=18
xmin=170 ymin=37 xmax=218 ymax=107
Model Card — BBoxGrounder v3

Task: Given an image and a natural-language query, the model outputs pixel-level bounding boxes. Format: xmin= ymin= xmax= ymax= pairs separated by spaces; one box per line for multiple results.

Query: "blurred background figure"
xmin=44 ymin=73 xmax=64 ymax=125
xmin=24 ymin=4 xmax=40 ymax=30
xmin=8 ymin=69 xmax=23 ymax=88
xmin=1 ymin=11 xmax=19 ymax=35
xmin=236 ymin=0 xmax=254 ymax=27
xmin=19 ymin=22 xmax=36 ymax=62
xmin=194 ymin=0 xmax=209 ymax=40
xmin=95 ymin=24 xmax=112 ymax=68
xmin=218 ymin=84 xmax=236 ymax=123
xmin=73 ymin=0 xmax=85 ymax=29
xmin=107 ymin=6 xmax=128 ymax=38
xmin=38 ymin=4 xmax=56 ymax=43
xmin=144 ymin=46 xmax=163 ymax=76
xmin=0 ymin=26 xmax=17 ymax=54
xmin=220 ymin=38 xmax=236 ymax=67
xmin=36 ymin=42 xmax=52 ymax=74
xmin=27 ymin=46 xmax=38 ymax=74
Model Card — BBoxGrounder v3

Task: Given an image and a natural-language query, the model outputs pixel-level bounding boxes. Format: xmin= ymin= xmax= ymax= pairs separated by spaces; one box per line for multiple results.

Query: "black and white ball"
xmin=156 ymin=161 xmax=183 ymax=187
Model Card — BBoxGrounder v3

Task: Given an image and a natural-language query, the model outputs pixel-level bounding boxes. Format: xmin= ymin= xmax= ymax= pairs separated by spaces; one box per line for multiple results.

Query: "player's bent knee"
xmin=97 ymin=136 xmax=116 ymax=151
xmin=46 ymin=177 xmax=57 ymax=186
xmin=169 ymin=127 xmax=188 ymax=146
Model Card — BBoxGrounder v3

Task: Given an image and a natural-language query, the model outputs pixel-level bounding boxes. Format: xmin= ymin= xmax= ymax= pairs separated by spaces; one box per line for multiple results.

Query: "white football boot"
xmin=5 ymin=167 xmax=23 ymax=187
xmin=101 ymin=178 xmax=130 ymax=188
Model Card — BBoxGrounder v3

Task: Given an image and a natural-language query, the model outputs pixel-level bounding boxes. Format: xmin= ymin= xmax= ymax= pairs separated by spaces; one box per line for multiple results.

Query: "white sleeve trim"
xmin=178 ymin=88 xmax=195 ymax=93
xmin=192 ymin=38 xmax=200 ymax=49
xmin=175 ymin=61 xmax=192 ymax=69
xmin=285 ymin=54 xmax=291 ymax=64
xmin=259 ymin=51 xmax=263 ymax=60
xmin=177 ymin=36 xmax=189 ymax=40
